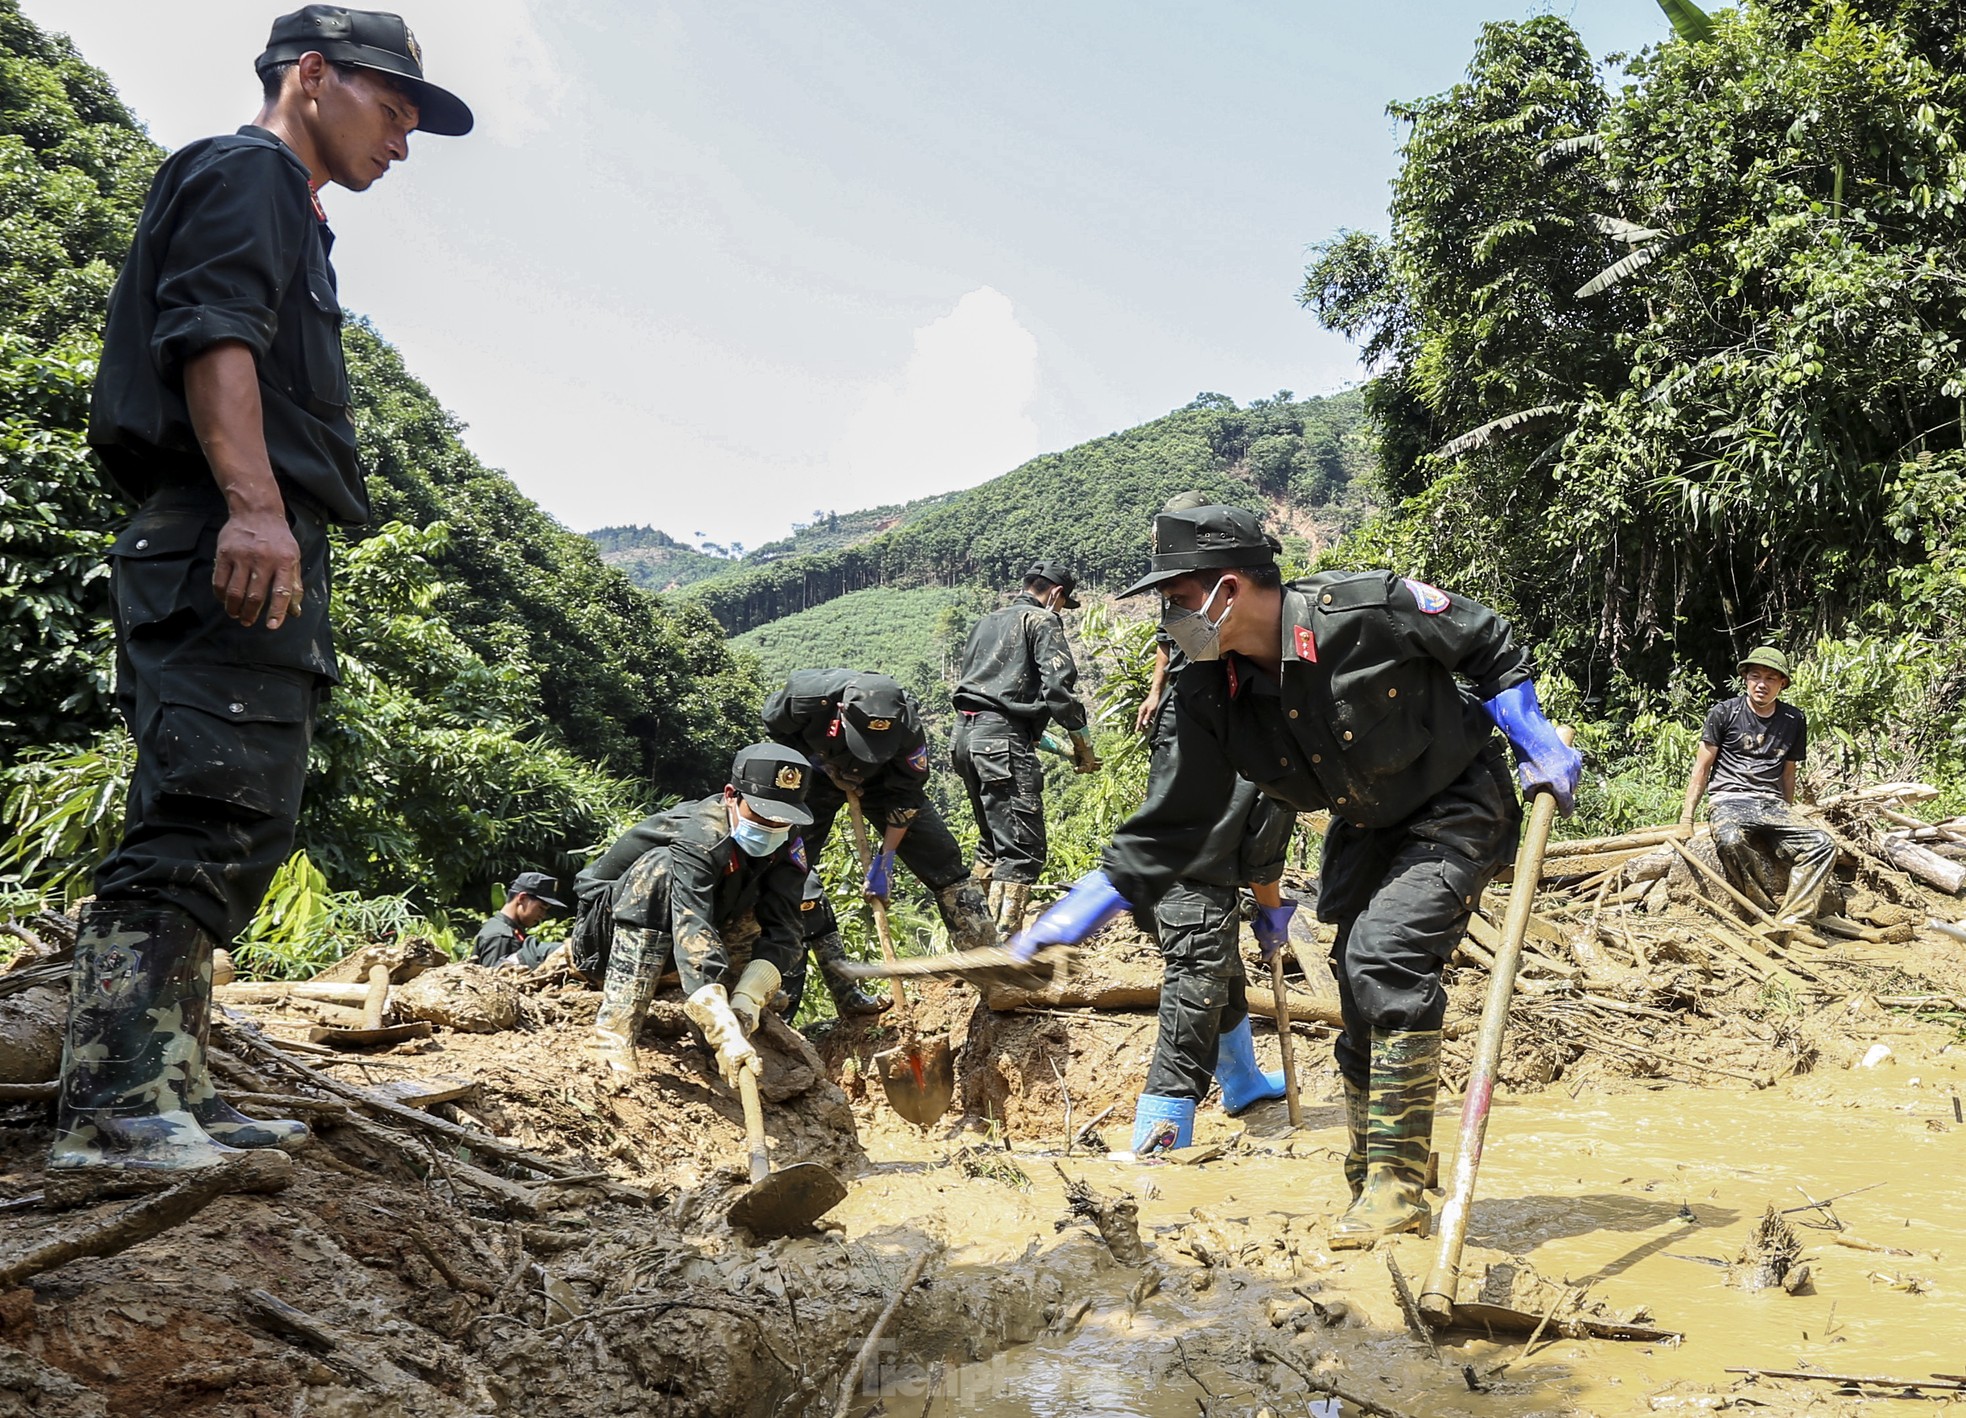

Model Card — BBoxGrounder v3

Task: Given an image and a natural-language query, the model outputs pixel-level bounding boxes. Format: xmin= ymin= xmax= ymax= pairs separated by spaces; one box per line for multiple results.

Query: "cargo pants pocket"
xmin=153 ymin=666 xmax=314 ymax=819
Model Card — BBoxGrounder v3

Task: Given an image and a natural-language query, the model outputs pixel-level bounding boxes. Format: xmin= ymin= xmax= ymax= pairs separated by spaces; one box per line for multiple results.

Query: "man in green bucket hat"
xmin=1679 ymin=646 xmax=1836 ymax=927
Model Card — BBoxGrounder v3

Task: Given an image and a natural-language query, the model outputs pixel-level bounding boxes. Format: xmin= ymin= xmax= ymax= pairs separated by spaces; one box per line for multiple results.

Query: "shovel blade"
xmin=727 ymin=1162 xmax=847 ymax=1238
xmin=871 ymin=1034 xmax=955 ymax=1126
xmin=834 ymin=943 xmax=1071 ymax=993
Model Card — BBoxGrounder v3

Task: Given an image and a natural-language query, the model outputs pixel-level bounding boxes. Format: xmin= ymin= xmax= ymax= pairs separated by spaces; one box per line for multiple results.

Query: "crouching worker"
xmin=1013 ymin=504 xmax=1580 ymax=1247
xmin=1132 ymin=778 xmax=1297 ymax=1155
xmin=588 ymin=744 xmax=815 ymax=1080
xmin=1678 ymin=646 xmax=1835 ymax=929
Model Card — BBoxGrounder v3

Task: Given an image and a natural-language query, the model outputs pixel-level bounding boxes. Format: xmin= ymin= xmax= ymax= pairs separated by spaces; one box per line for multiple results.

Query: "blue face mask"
xmin=729 ymin=810 xmax=790 ymax=858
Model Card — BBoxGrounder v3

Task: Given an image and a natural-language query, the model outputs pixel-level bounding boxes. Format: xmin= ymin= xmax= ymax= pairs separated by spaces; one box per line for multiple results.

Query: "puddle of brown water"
xmin=841 ymin=1043 xmax=1966 ymax=1416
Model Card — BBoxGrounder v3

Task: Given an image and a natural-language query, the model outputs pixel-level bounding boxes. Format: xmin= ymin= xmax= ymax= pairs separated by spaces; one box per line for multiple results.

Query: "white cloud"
xmin=830 ymin=287 xmax=1040 ymax=509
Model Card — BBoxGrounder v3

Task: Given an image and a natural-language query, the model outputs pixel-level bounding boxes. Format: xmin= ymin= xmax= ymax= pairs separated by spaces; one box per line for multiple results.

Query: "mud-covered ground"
xmin=4 ymin=870 xmax=1966 ymax=1418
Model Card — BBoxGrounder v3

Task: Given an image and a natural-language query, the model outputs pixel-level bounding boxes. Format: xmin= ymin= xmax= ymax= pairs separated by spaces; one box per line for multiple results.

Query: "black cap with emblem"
xmin=508 ymin=871 xmax=566 ymax=909
xmin=837 ymin=674 xmax=910 ymax=763
xmin=1024 ymin=559 xmax=1082 ymax=609
xmin=257 ymin=6 xmax=474 ymax=136
xmin=730 ymin=743 xmax=816 ymax=826
xmin=1118 ymin=504 xmax=1279 ymax=598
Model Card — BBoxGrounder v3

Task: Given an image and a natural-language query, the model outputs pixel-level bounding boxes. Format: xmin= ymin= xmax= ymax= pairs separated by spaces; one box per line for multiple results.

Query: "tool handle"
xmin=1418 ymin=725 xmax=1571 ymax=1327
xmin=1269 ymin=953 xmax=1302 ymax=1128
xmin=738 ymin=1067 xmax=771 ymax=1186
xmin=845 ymin=791 xmax=919 ymax=1043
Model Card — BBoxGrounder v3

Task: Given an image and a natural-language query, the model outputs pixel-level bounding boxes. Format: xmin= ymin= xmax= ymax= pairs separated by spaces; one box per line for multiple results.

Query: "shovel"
xmin=726 ymin=1066 xmax=846 ymax=1237
xmin=845 ymin=792 xmax=956 ymax=1126
xmin=1417 ymin=728 xmax=1570 ymax=1331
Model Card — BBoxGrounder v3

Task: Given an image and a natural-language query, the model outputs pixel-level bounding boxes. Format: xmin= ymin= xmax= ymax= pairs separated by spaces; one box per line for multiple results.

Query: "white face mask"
xmin=1160 ymin=577 xmax=1232 ymax=662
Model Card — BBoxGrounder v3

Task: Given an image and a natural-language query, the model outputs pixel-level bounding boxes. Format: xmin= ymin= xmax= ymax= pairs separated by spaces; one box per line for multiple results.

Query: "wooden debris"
xmin=1880 ymin=834 xmax=1966 ymax=895
xmin=1 ymin=1152 xmax=293 ymax=1285
xmin=830 ymin=1249 xmax=934 ymax=1418
xmin=1053 ymin=1164 xmax=1149 ymax=1266
xmin=1726 ymin=1367 xmax=1966 ymax=1394
xmin=309 ymin=938 xmax=448 ymax=985
xmin=239 ymin=1287 xmax=342 ymax=1353
xmin=306 ymin=1021 xmax=433 ymax=1050
xmin=362 ymin=963 xmax=391 ymax=1029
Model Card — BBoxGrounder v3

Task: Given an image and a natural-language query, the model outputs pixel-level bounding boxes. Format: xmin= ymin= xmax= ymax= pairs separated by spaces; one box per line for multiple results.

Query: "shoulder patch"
xmin=1294 ymin=624 xmax=1317 ymax=662
xmin=907 ymin=744 xmax=930 ymax=773
xmin=1403 ymin=578 xmax=1451 ymax=614
xmin=789 ymin=836 xmax=807 ymax=870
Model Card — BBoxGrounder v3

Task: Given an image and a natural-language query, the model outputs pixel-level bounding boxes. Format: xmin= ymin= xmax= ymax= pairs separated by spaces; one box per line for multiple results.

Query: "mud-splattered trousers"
xmin=951 ymin=710 xmax=1048 ymax=884
xmin=1709 ymin=793 xmax=1836 ymax=921
xmin=1103 ymin=573 xmax=1536 ymax=1091
xmin=92 ymin=484 xmax=335 ymax=944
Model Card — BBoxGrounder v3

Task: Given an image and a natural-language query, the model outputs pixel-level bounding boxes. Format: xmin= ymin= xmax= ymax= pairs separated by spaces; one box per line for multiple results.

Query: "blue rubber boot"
xmin=1214 ymin=1018 xmax=1286 ymax=1115
xmin=1130 ymin=1094 xmax=1196 ymax=1156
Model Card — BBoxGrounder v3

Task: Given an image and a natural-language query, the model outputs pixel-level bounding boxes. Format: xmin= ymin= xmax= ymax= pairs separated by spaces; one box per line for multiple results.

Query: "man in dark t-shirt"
xmin=1679 ymin=647 xmax=1835 ymax=926
xmin=473 ymin=873 xmax=566 ymax=971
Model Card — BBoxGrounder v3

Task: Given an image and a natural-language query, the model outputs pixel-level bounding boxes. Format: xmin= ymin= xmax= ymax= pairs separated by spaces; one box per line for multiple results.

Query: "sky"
xmin=27 ymin=1 xmax=1671 ymax=549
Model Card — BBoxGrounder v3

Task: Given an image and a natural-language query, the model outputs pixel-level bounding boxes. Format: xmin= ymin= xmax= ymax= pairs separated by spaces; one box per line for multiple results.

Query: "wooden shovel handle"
xmin=1418 ymin=726 xmax=1572 ymax=1327
xmin=844 ymin=791 xmax=919 ymax=1049
xmin=1269 ymin=952 xmax=1302 ymax=1128
xmin=738 ymin=1067 xmax=771 ymax=1186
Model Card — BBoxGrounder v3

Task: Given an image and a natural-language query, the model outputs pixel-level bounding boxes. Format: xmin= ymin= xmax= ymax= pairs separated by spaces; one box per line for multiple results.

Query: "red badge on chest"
xmin=1294 ymin=624 xmax=1317 ymax=662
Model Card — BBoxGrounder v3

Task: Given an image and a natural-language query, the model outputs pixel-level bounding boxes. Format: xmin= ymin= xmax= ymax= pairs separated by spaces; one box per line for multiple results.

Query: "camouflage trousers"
xmin=1144 ymin=881 xmax=1249 ymax=1101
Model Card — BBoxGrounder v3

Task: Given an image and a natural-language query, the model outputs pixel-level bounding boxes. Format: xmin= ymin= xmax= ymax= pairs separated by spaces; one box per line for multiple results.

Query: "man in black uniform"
xmin=56 ymin=8 xmax=471 ymax=1188
xmin=1015 ymin=506 xmax=1580 ymax=1246
xmin=472 ymin=872 xmax=566 ymax=971
xmin=952 ymin=560 xmax=1100 ymax=934
xmin=763 ymin=669 xmax=995 ymax=954
xmin=586 ymin=744 xmax=815 ymax=1079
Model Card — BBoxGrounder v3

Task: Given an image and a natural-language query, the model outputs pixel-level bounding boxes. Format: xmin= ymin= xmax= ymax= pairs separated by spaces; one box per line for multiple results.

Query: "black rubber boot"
xmin=814 ymin=932 xmax=890 ymax=1017
xmin=50 ymin=902 xmax=248 ymax=1188
xmin=183 ymin=930 xmax=309 ymax=1151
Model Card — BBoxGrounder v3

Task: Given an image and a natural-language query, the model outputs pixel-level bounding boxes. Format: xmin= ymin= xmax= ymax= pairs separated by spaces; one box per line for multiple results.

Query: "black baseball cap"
xmin=1024 ymin=560 xmax=1081 ymax=609
xmin=838 ymin=674 xmax=910 ymax=762
xmin=1119 ymin=504 xmax=1278 ymax=598
xmin=730 ymin=743 xmax=815 ymax=826
xmin=508 ymin=871 xmax=565 ymax=909
xmin=257 ymin=6 xmax=474 ymax=136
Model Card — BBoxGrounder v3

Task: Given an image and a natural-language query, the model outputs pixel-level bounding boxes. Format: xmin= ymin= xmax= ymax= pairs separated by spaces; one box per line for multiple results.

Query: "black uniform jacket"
xmin=1182 ymin=779 xmax=1295 ymax=890
xmin=472 ymin=912 xmax=551 ymax=970
xmin=90 ymin=127 xmax=364 ymax=527
xmin=952 ymin=593 xmax=1089 ymax=734
xmin=587 ymin=797 xmax=806 ymax=967
xmin=762 ymin=669 xmax=931 ymax=828
xmin=1104 ymin=572 xmax=1531 ymax=909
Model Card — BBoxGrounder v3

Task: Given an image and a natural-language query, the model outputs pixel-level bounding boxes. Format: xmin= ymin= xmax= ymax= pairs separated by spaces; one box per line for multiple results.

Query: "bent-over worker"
xmin=764 ymin=669 xmax=995 ymax=953
xmin=1013 ymin=505 xmax=1580 ymax=1246
xmin=952 ymin=560 xmax=1100 ymax=934
xmin=587 ymin=744 xmax=814 ymax=1080
xmin=1678 ymin=646 xmax=1835 ymax=927
xmin=55 ymin=6 xmax=472 ymax=1186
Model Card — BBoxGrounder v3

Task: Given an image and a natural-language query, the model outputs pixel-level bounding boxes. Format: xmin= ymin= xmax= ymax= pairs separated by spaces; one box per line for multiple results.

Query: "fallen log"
xmin=1 ymin=1151 xmax=292 ymax=1283
xmin=1880 ymin=834 xmax=1966 ymax=895
xmin=1543 ymin=826 xmax=1686 ymax=858
xmin=217 ymin=981 xmax=372 ymax=1005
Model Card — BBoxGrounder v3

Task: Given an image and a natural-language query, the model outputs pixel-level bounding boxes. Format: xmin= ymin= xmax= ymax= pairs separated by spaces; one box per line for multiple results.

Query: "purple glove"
xmin=1252 ymin=899 xmax=1297 ymax=962
xmin=863 ymin=849 xmax=895 ymax=899
xmin=1008 ymin=870 xmax=1128 ymax=961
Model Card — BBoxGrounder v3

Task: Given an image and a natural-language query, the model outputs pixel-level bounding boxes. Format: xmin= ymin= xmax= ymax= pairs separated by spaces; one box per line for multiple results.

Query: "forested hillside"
xmin=733 ymin=584 xmax=991 ymax=707
xmin=585 ymin=525 xmax=737 ymax=593
xmin=690 ymin=389 xmax=1372 ymax=635
xmin=1303 ymin=0 xmax=1966 ymax=796
xmin=0 ymin=2 xmax=755 ymax=915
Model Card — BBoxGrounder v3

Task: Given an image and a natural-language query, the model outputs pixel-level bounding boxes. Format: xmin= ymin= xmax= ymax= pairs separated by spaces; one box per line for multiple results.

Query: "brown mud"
xmin=4 ymin=881 xmax=1966 ymax=1417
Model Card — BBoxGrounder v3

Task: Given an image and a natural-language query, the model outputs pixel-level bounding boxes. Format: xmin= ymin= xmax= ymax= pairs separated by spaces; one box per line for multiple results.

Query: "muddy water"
xmin=839 ymin=1044 xmax=1966 ymax=1416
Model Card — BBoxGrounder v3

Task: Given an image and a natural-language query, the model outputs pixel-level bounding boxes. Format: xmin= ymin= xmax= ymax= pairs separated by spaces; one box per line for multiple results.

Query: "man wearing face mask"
xmin=764 ymin=669 xmax=996 ymax=954
xmin=952 ymin=561 xmax=1100 ymax=935
xmin=584 ymin=744 xmax=814 ymax=1079
xmin=1013 ymin=505 xmax=1581 ymax=1247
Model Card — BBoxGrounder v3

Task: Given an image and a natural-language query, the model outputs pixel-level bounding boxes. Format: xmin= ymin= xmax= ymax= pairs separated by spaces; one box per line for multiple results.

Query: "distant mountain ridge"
xmin=667 ymin=388 xmax=1374 ymax=637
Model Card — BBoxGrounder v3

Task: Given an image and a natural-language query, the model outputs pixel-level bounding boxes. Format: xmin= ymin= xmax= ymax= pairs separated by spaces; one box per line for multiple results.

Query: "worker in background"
xmin=472 ymin=873 xmax=565 ymax=970
xmin=953 ymin=560 xmax=1100 ymax=935
xmin=764 ymin=669 xmax=996 ymax=954
xmin=1678 ymin=646 xmax=1835 ymax=927
xmin=1012 ymin=505 xmax=1580 ymax=1247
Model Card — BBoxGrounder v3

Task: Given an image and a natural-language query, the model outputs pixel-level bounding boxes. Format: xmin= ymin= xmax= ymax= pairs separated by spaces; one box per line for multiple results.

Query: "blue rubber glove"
xmin=863 ymin=849 xmax=895 ymax=900
xmin=1482 ymin=681 xmax=1582 ymax=816
xmin=1008 ymin=870 xmax=1129 ymax=961
xmin=1252 ymin=899 xmax=1297 ymax=963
